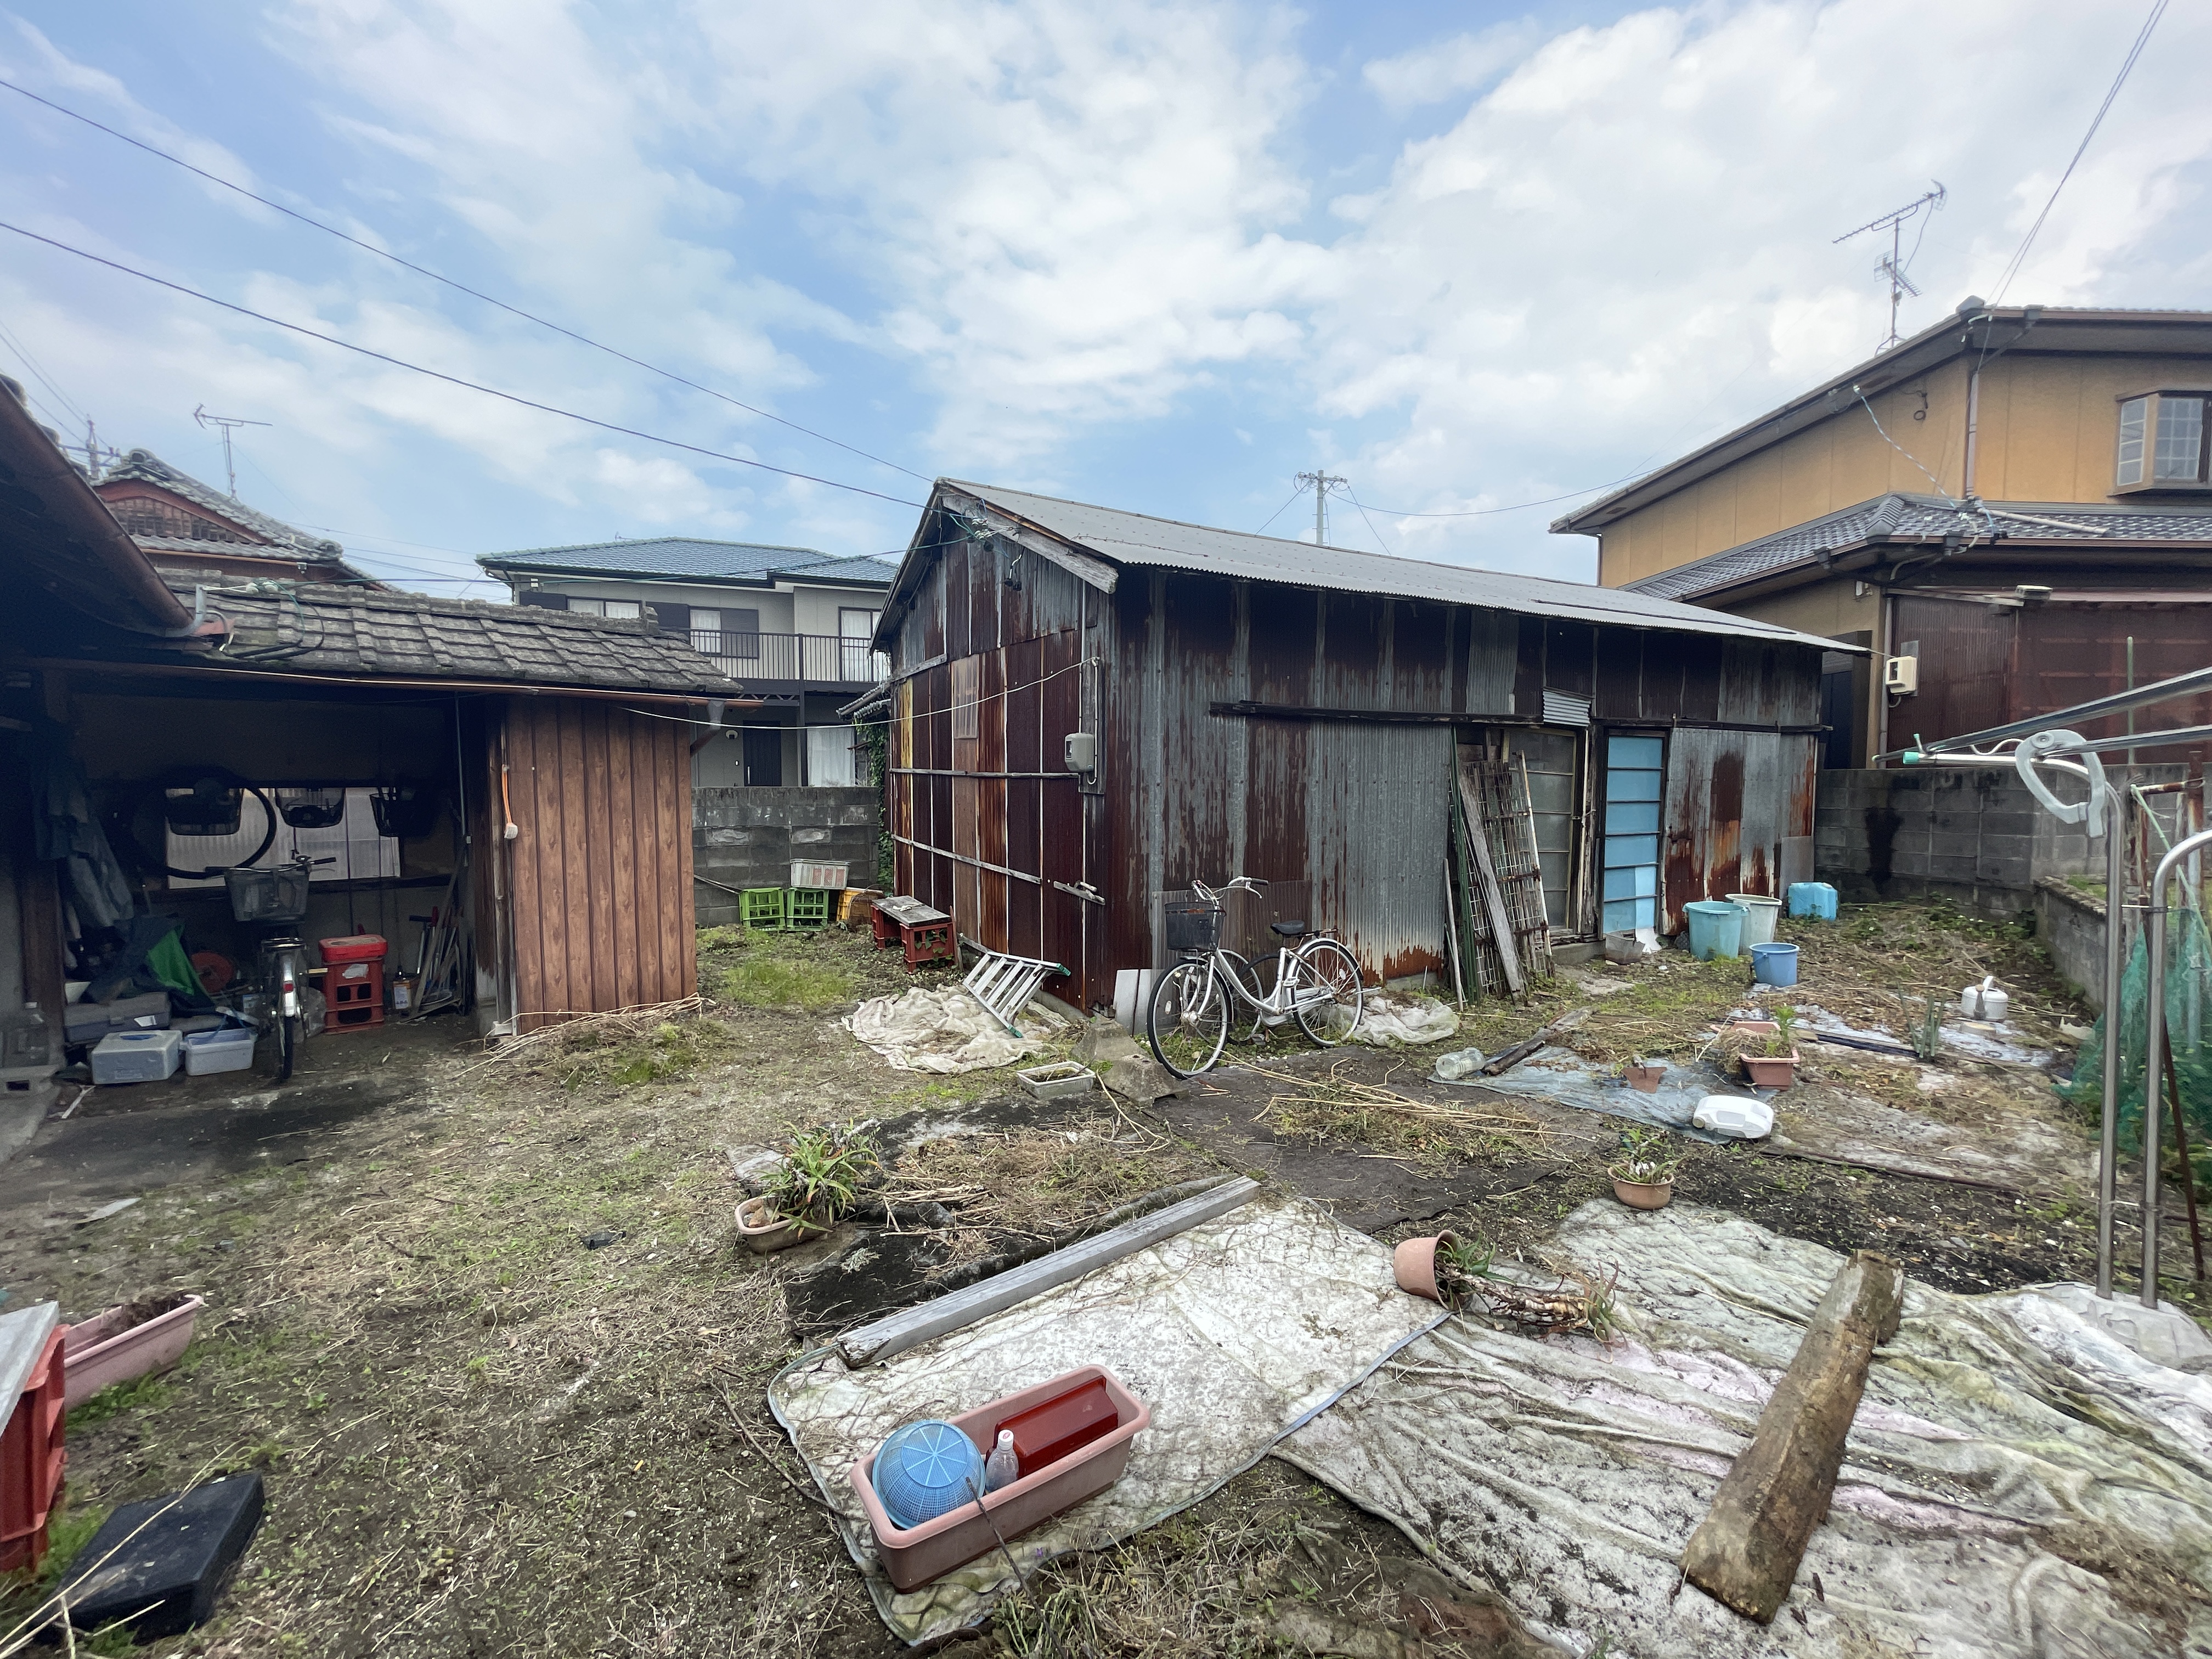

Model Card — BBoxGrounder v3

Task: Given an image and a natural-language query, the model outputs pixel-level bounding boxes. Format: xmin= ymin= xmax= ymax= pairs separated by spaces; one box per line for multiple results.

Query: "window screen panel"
xmin=2118 ymin=397 xmax=2148 ymax=486
xmin=2154 ymin=396 xmax=2206 ymax=482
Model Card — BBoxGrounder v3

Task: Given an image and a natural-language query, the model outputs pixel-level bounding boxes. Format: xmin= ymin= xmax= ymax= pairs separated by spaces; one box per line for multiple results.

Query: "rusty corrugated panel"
xmin=1464 ymin=608 xmax=1517 ymax=714
xmin=1307 ymin=721 xmax=1453 ymax=983
xmin=1161 ymin=573 xmax=1238 ymax=889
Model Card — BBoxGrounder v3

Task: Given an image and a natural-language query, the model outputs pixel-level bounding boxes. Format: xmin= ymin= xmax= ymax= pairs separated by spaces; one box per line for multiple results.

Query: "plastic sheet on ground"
xmin=1280 ymin=1200 xmax=2212 ymax=1657
xmin=844 ymin=986 xmax=1065 ymax=1073
xmin=768 ymin=1193 xmax=1445 ymax=1645
xmin=1348 ymin=992 xmax=1460 ymax=1048
xmin=1446 ymin=1045 xmax=1751 ymax=1141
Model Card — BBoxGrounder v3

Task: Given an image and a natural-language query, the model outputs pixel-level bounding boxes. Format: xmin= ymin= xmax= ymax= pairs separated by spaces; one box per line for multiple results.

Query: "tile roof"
xmin=936 ymin=479 xmax=1846 ymax=651
xmin=479 ymin=536 xmax=896 ymax=586
xmin=99 ymin=450 xmax=345 ymax=559
xmin=1622 ymin=494 xmax=2212 ymax=601
xmin=163 ymin=574 xmax=741 ymax=695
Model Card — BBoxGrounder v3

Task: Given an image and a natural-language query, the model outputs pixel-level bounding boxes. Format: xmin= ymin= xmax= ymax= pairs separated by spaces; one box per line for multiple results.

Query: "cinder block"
xmin=792 ymin=826 xmax=831 ymax=845
xmin=1927 ymin=854 xmax=1979 ymax=881
xmin=704 ymin=828 xmax=748 ymax=847
xmin=1927 ymin=832 xmax=1985 ymax=857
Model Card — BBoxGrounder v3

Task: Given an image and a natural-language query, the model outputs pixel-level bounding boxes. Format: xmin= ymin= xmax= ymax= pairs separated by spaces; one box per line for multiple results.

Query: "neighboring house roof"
xmin=97 ymin=449 xmax=345 ymax=559
xmin=162 ymin=574 xmax=741 ymax=696
xmin=479 ymin=536 xmax=896 ymax=588
xmin=1551 ymin=305 xmax=2212 ymax=535
xmin=1623 ymin=494 xmax=2212 ymax=602
xmin=923 ymin=478 xmax=1847 ymax=651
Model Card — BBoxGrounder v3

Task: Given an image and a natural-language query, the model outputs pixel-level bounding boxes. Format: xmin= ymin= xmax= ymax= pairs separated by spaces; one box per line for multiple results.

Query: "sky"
xmin=1 ymin=0 xmax=2206 ymax=600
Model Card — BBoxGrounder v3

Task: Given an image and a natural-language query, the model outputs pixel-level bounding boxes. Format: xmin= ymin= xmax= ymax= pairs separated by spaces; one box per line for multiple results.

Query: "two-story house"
xmin=1554 ymin=303 xmax=2212 ymax=771
xmin=477 ymin=537 xmax=896 ymax=788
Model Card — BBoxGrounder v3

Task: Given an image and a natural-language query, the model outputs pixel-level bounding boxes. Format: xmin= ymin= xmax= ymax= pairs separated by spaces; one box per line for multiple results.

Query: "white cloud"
xmin=1362 ymin=20 xmax=1543 ymax=110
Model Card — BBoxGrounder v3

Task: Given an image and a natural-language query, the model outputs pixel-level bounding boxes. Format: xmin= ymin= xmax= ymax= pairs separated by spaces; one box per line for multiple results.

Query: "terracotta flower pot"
xmin=1610 ymin=1174 xmax=1674 ymax=1211
xmin=1392 ymin=1232 xmax=1458 ymax=1304
xmin=1623 ymin=1063 xmax=1665 ymax=1093
xmin=1741 ymin=1050 xmax=1801 ymax=1088
xmin=736 ymin=1193 xmax=810 ymax=1254
xmin=63 ymin=1293 xmax=205 ymax=1408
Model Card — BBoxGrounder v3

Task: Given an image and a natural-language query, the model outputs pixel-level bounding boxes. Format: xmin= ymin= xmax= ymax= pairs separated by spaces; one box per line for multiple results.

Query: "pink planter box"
xmin=62 ymin=1294 xmax=204 ymax=1409
xmin=850 ymin=1365 xmax=1149 ymax=1591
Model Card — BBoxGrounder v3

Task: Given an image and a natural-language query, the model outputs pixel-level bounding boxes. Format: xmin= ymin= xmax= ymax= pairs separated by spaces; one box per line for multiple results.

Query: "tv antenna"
xmin=1295 ymin=469 xmax=1347 ymax=546
xmin=192 ymin=404 xmax=271 ymax=498
xmin=1835 ymin=182 xmax=1945 ymax=350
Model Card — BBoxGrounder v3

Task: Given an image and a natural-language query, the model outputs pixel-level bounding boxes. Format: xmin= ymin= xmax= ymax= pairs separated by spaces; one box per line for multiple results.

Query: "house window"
xmin=2116 ymin=392 xmax=2211 ymax=489
xmin=566 ymin=597 xmax=642 ymax=619
xmin=838 ymin=607 xmax=882 ymax=682
xmin=690 ymin=608 xmax=760 ymax=660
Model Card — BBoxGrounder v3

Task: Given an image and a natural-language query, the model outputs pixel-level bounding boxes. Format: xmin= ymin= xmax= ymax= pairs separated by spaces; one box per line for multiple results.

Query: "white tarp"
xmin=844 ymin=987 xmax=1063 ymax=1073
xmin=769 ymin=1194 xmax=1444 ymax=1645
xmin=1347 ymin=992 xmax=1461 ymax=1048
xmin=1280 ymin=1201 xmax=2212 ymax=1657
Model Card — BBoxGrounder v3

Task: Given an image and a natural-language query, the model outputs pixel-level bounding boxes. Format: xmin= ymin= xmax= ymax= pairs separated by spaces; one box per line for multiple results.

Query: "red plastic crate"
xmin=870 ymin=902 xmax=900 ymax=949
xmin=325 ymin=958 xmax=386 ymax=1030
xmin=1 ymin=1326 xmax=66 ymax=1575
xmin=318 ymin=934 xmax=388 ymax=966
xmin=902 ymin=919 xmax=955 ymax=970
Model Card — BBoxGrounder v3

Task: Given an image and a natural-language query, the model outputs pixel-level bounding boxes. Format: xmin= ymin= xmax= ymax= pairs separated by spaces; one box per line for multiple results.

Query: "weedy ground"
xmin=0 ymin=900 xmax=2169 ymax=1658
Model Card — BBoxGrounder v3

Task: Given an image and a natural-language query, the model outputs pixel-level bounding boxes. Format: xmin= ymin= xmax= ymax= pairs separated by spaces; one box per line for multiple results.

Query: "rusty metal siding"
xmin=1307 ymin=721 xmax=1454 ymax=982
xmin=1464 ymin=608 xmax=1517 ymax=715
xmin=1661 ymin=726 xmax=1820 ymax=930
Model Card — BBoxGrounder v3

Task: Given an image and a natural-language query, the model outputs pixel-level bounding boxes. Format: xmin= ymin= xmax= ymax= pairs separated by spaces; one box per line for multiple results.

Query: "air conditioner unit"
xmin=1883 ymin=656 xmax=1919 ymax=696
xmin=1063 ymin=731 xmax=1098 ymax=774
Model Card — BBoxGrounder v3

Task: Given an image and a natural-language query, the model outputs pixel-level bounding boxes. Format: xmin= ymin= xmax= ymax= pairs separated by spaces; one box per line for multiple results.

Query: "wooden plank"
xmin=836 ymin=1177 xmax=1261 ymax=1367
xmin=607 ymin=706 xmax=640 ymax=1009
xmin=1457 ymin=768 xmax=1525 ymax=994
xmin=522 ymin=702 xmax=566 ymax=1027
xmin=583 ymin=701 xmax=617 ymax=1010
xmin=1681 ymin=1251 xmax=1904 ymax=1624
xmin=664 ymin=721 xmax=695 ymax=999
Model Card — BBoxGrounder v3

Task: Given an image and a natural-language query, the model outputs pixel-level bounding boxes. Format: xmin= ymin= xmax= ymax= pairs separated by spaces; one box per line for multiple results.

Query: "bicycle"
xmin=223 ymin=851 xmax=334 ymax=1083
xmin=1147 ymin=877 xmax=1365 ymax=1077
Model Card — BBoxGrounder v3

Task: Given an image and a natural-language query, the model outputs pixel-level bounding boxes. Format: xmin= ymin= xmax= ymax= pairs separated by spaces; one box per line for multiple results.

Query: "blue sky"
xmin=2 ymin=0 xmax=2207 ymax=599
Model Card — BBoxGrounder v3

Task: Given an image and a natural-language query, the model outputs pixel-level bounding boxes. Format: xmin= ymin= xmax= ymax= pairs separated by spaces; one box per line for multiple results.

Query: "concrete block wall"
xmin=693 ymin=786 xmax=881 ymax=927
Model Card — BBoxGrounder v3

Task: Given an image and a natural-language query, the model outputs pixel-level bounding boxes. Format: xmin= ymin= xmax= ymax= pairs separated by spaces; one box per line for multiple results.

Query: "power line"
xmin=0 ymin=75 xmax=929 ymax=485
xmin=1348 ymin=493 xmax=1395 ymax=557
xmin=0 ymin=218 xmax=927 ymax=512
xmin=1347 ymin=467 xmax=1654 ymax=519
xmin=1990 ymin=0 xmax=2168 ymax=304
xmin=1254 ymin=482 xmax=1308 ymax=534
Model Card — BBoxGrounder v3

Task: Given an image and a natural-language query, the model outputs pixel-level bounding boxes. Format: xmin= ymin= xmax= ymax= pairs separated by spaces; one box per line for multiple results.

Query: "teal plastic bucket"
xmin=1786 ymin=882 xmax=1838 ymax=920
xmin=1751 ymin=943 xmax=1799 ymax=987
xmin=1684 ymin=900 xmax=1746 ymax=961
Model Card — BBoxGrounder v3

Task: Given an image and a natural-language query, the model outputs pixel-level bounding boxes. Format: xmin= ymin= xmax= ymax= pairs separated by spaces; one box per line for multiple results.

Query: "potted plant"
xmin=1609 ymin=1124 xmax=1683 ymax=1210
xmin=1622 ymin=1059 xmax=1666 ymax=1093
xmin=1738 ymin=1003 xmax=1801 ymax=1088
xmin=1392 ymin=1233 xmax=1497 ymax=1310
xmin=63 ymin=1291 xmax=206 ymax=1408
xmin=736 ymin=1122 xmax=879 ymax=1253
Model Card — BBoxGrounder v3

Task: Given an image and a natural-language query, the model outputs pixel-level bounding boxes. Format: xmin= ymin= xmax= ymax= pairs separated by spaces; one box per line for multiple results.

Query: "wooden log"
xmin=1680 ymin=1250 xmax=1904 ymax=1623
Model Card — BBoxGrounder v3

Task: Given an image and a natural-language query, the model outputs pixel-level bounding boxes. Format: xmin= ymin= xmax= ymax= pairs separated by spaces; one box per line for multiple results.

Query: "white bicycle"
xmin=1147 ymin=877 xmax=1365 ymax=1077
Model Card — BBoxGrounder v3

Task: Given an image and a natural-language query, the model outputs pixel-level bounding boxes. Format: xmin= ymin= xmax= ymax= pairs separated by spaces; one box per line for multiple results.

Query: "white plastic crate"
xmin=91 ymin=1029 xmax=183 ymax=1085
xmin=183 ymin=1023 xmax=257 ymax=1077
xmin=789 ymin=860 xmax=849 ymax=891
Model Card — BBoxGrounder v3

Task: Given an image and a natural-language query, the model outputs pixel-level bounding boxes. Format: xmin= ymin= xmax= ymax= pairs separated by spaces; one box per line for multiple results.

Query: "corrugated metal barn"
xmin=872 ymin=480 xmax=1844 ymax=1013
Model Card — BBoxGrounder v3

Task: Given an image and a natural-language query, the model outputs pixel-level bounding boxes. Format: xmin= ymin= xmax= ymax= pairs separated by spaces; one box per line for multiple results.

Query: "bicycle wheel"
xmin=1218 ymin=949 xmax=1268 ymax=1043
xmin=1290 ymin=938 xmax=1364 ymax=1046
xmin=275 ymin=1012 xmax=297 ymax=1083
xmin=1148 ymin=960 xmax=1229 ymax=1077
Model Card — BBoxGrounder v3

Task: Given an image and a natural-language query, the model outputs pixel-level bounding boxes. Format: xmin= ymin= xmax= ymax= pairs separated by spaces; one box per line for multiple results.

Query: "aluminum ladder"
xmin=961 ymin=950 xmax=1064 ymax=1035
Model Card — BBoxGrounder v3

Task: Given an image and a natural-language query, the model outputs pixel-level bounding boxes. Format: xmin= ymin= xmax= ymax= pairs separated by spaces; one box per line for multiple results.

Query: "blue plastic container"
xmin=871 ymin=1420 xmax=985 ymax=1530
xmin=1786 ymin=882 xmax=1838 ymax=920
xmin=1684 ymin=900 xmax=1746 ymax=961
xmin=1751 ymin=943 xmax=1799 ymax=987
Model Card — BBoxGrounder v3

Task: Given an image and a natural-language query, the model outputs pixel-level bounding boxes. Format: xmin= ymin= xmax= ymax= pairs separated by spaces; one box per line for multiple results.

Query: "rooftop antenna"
xmin=1835 ymin=182 xmax=1946 ymax=351
xmin=1295 ymin=469 xmax=1347 ymax=546
xmin=192 ymin=404 xmax=271 ymax=498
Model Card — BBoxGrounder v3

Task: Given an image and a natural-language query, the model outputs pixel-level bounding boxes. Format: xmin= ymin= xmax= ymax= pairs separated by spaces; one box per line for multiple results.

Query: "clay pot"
xmin=1741 ymin=1051 xmax=1800 ymax=1089
xmin=1610 ymin=1174 xmax=1674 ymax=1211
xmin=1623 ymin=1063 xmax=1665 ymax=1093
xmin=1392 ymin=1232 xmax=1458 ymax=1304
xmin=736 ymin=1193 xmax=810 ymax=1253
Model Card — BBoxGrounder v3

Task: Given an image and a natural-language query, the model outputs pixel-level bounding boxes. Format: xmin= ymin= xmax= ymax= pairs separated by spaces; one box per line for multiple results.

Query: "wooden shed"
xmin=0 ymin=392 xmax=735 ymax=1060
xmin=871 ymin=480 xmax=1847 ymax=1013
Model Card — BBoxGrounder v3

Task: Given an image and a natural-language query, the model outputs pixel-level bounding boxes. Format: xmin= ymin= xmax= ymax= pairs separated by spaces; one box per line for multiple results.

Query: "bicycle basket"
xmin=275 ymin=787 xmax=347 ymax=829
xmin=1163 ymin=896 xmax=1222 ymax=953
xmin=224 ymin=864 xmax=311 ymax=924
xmin=370 ymin=786 xmax=439 ymax=839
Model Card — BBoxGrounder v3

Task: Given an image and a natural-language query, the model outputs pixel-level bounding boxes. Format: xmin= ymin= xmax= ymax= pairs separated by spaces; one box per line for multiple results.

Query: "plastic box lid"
xmin=318 ymin=935 xmax=388 ymax=964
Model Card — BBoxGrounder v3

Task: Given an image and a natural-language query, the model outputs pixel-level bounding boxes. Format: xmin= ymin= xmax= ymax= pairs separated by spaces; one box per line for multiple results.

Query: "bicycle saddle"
xmin=1269 ymin=919 xmax=1308 ymax=938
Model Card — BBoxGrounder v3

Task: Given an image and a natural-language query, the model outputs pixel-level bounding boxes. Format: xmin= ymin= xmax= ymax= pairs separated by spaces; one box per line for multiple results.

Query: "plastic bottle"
xmin=984 ymin=1429 xmax=1018 ymax=1492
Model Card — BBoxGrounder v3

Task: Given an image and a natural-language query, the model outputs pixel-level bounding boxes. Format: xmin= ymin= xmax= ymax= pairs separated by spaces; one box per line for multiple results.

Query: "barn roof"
xmin=480 ymin=536 xmax=896 ymax=587
xmin=917 ymin=479 xmax=1847 ymax=650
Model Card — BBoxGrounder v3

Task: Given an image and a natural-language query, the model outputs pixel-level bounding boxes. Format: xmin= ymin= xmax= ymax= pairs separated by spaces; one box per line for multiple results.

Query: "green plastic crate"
xmin=786 ymin=887 xmax=836 ymax=931
xmin=740 ymin=888 xmax=787 ymax=930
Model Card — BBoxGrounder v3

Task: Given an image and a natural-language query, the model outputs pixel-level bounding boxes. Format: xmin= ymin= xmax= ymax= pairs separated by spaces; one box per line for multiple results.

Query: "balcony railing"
xmin=687 ymin=631 xmax=887 ymax=686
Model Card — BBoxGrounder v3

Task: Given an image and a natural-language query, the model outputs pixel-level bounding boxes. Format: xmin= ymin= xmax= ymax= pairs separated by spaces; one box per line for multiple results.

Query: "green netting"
xmin=2059 ymin=905 xmax=2212 ymax=1173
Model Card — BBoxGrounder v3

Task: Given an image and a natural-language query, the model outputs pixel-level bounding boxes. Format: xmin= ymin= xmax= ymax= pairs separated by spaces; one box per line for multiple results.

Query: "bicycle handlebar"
xmin=1189 ymin=876 xmax=1268 ymax=901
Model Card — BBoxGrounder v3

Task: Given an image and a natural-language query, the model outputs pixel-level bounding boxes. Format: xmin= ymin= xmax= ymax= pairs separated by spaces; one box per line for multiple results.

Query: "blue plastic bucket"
xmin=1751 ymin=942 xmax=1799 ymax=987
xmin=1786 ymin=882 xmax=1838 ymax=920
xmin=872 ymin=1420 xmax=985 ymax=1530
xmin=1683 ymin=900 xmax=1746 ymax=961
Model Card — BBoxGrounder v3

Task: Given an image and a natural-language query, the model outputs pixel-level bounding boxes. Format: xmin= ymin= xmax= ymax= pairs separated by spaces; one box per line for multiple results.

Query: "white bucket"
xmin=1726 ymin=894 xmax=1781 ymax=949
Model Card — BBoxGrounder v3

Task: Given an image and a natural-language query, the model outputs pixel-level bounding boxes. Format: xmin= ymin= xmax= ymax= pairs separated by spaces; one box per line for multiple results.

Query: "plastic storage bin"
xmin=1 ymin=1007 xmax=50 ymax=1069
xmin=91 ymin=1029 xmax=183 ymax=1085
xmin=64 ymin=992 xmax=171 ymax=1044
xmin=1683 ymin=900 xmax=1746 ymax=962
xmin=851 ymin=1366 xmax=1149 ymax=1591
xmin=1726 ymin=893 xmax=1781 ymax=948
xmin=183 ymin=1023 xmax=256 ymax=1076
xmin=786 ymin=888 xmax=836 ymax=931
xmin=790 ymin=860 xmax=849 ymax=891
xmin=0 ymin=1304 xmax=65 ymax=1575
xmin=1786 ymin=881 xmax=1839 ymax=920
xmin=318 ymin=934 xmax=388 ymax=966
xmin=1750 ymin=943 xmax=1799 ymax=988
xmin=63 ymin=1295 xmax=205 ymax=1408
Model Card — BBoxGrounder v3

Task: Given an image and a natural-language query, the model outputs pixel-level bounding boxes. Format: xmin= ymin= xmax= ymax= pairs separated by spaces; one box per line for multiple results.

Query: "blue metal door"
xmin=1601 ymin=735 xmax=1663 ymax=933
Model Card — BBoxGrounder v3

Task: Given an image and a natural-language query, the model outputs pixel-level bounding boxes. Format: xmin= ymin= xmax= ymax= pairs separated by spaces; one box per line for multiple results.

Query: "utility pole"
xmin=192 ymin=404 xmax=271 ymax=498
xmin=65 ymin=417 xmax=120 ymax=481
xmin=1834 ymin=182 xmax=1945 ymax=351
xmin=1295 ymin=469 xmax=1347 ymax=546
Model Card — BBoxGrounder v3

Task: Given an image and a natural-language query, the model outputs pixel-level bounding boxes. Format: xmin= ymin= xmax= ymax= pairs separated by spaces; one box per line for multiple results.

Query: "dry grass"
xmin=1244 ymin=1058 xmax=1561 ymax=1167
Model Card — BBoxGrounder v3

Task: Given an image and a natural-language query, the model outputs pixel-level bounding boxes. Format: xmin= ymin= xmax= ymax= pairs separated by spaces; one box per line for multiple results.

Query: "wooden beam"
xmin=1457 ymin=771 xmax=1525 ymax=995
xmin=1210 ymin=701 xmax=1537 ymax=726
xmin=937 ymin=488 xmax=1120 ymax=594
xmin=834 ymin=1177 xmax=1261 ymax=1366
xmin=1680 ymin=1250 xmax=1905 ymax=1623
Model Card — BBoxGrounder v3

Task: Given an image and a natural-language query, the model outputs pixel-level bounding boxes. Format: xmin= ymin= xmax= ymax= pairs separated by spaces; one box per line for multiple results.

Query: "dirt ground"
xmin=0 ymin=900 xmax=2187 ymax=1658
